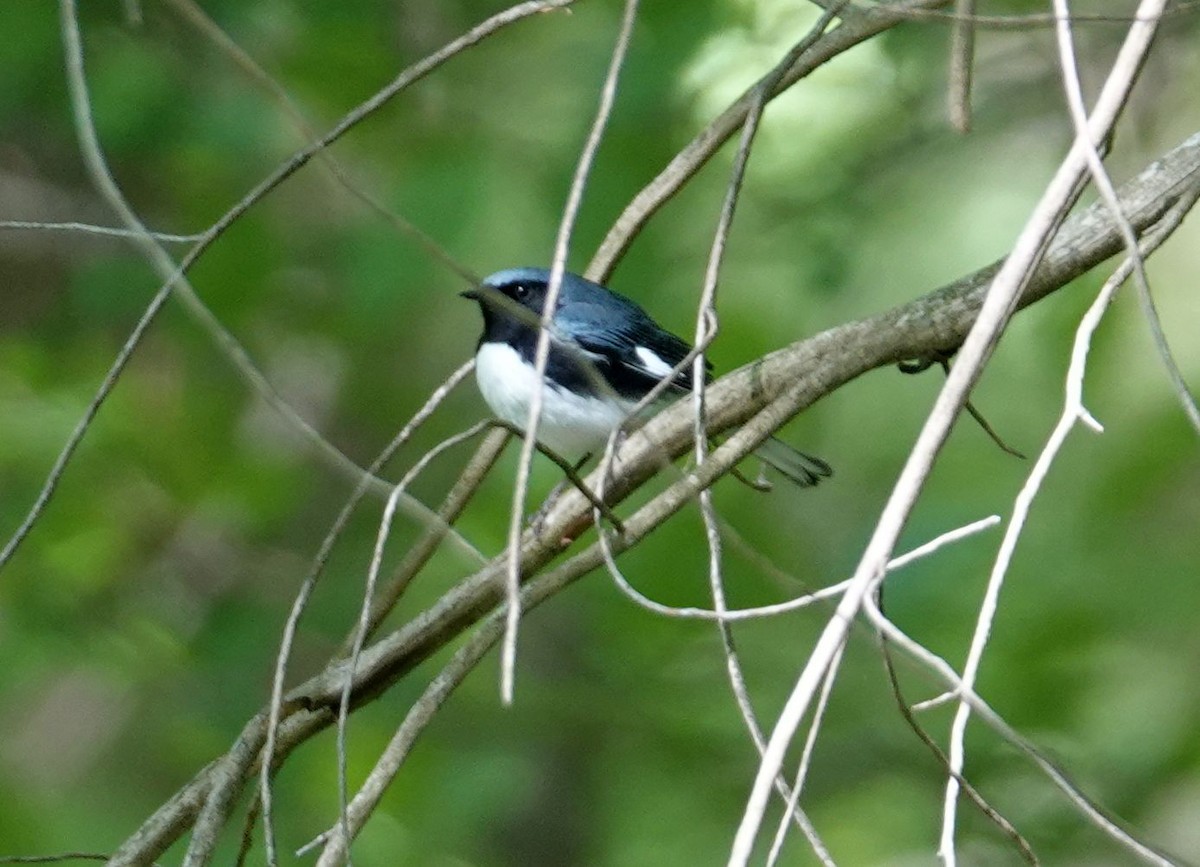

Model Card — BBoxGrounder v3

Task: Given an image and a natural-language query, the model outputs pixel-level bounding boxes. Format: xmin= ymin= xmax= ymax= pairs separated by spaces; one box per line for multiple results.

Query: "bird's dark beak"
xmin=460 ymin=288 xmax=480 ymax=300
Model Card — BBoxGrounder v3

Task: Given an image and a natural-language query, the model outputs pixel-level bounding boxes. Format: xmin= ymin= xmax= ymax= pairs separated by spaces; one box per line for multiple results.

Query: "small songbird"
xmin=462 ymin=267 xmax=831 ymax=487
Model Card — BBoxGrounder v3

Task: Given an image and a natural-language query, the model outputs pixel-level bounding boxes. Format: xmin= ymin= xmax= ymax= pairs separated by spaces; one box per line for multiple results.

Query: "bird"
xmin=461 ymin=267 xmax=831 ymax=487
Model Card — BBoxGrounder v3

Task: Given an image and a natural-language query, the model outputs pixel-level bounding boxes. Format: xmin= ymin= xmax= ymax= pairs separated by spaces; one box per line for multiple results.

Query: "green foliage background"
xmin=1 ymin=0 xmax=1198 ymax=863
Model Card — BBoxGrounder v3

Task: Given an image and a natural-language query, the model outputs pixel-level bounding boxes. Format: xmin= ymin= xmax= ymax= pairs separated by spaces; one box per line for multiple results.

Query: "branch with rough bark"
xmin=109 ymin=127 xmax=1200 ymax=866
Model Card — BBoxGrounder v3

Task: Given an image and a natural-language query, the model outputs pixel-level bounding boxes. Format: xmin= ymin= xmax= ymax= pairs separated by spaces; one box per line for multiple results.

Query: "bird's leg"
xmin=530 ymin=453 xmax=596 ymax=538
xmin=488 ymin=421 xmax=624 ymax=535
xmin=731 ymin=464 xmax=774 ymax=492
xmin=900 ymin=355 xmax=1026 ymax=459
xmin=707 ymin=431 xmax=773 ymax=492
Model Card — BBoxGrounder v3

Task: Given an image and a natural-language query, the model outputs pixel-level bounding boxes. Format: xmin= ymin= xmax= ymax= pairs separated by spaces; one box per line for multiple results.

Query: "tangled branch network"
xmin=1 ymin=0 xmax=1197 ymax=865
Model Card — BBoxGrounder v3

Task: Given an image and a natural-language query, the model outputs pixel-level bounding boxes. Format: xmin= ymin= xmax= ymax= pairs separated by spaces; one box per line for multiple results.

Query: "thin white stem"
xmin=501 ymin=0 xmax=640 ymax=704
xmin=1053 ymin=0 xmax=1200 ymax=434
xmin=912 ymin=692 xmax=959 ymax=712
xmin=766 ymin=641 xmax=844 ymax=867
xmin=333 ymin=421 xmax=490 ymax=866
xmin=312 ymin=579 xmax=513 ymax=865
xmin=940 ymin=263 xmax=1119 ymax=865
xmin=729 ymin=0 xmax=1166 ymax=857
xmin=0 ymin=219 xmax=204 ymax=241
xmin=938 ymin=2 xmax=1169 ymax=861
xmin=260 ymin=361 xmax=476 ymax=864
xmin=938 ymin=180 xmax=1191 ymax=867
xmin=600 ymin=515 xmax=999 ymax=622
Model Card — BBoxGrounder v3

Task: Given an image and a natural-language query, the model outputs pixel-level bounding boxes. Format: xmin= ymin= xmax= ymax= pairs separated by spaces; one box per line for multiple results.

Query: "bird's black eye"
xmin=513 ymin=284 xmax=529 ymax=300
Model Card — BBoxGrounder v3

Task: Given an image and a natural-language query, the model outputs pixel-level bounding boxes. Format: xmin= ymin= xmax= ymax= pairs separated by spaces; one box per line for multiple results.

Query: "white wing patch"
xmin=634 ymin=345 xmax=674 ymax=378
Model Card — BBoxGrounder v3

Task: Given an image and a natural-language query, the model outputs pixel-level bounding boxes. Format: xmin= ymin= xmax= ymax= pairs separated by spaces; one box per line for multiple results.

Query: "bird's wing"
xmin=558 ymin=301 xmax=711 ymax=400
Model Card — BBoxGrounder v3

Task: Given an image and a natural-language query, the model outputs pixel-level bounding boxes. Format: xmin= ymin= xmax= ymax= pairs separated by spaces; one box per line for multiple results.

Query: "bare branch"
xmin=939 ymin=161 xmax=1200 ymax=861
xmin=0 ymin=220 xmax=203 ymax=241
xmin=947 ymin=0 xmax=977 ymax=132
xmin=730 ymin=0 xmax=1171 ymax=856
xmin=865 ymin=600 xmax=1181 ymax=865
xmin=586 ymin=0 xmax=951 ymax=281
xmin=342 ymin=428 xmax=512 ymax=651
xmin=3 ymin=0 xmax=568 ymax=577
xmin=260 ymin=360 xmax=476 ymax=864
xmin=333 ymin=420 xmax=492 ymax=864
xmin=599 ymin=515 xmax=999 ymax=621
xmin=502 ymin=0 xmax=640 ymax=704
xmin=161 ymin=0 xmax=479 ymax=287
xmin=1052 ymin=0 xmax=1200 ymax=434
xmin=885 ymin=1 xmax=1200 ymax=29
xmin=684 ymin=13 xmax=846 ymax=856
xmin=765 ymin=642 xmax=844 ymax=866
xmin=879 ymin=636 xmax=1039 ymax=865
xmin=100 ymin=126 xmax=1200 ymax=864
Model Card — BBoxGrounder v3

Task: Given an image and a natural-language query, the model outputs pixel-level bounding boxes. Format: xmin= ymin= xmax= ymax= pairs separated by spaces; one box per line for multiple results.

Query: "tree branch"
xmin=586 ymin=0 xmax=952 ymax=280
xmin=296 ymin=132 xmax=1200 ymax=734
xmin=107 ymin=127 xmax=1200 ymax=864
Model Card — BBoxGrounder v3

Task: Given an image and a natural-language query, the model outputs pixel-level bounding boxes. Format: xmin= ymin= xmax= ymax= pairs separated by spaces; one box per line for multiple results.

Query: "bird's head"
xmin=463 ymin=267 xmax=629 ymax=344
xmin=461 ymin=267 xmax=559 ymax=335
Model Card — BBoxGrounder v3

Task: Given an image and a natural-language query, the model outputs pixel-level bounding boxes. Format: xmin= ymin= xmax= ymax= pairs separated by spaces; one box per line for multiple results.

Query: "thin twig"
xmin=1051 ymin=0 xmax=1200 ymax=434
xmin=501 ymin=0 xmax=640 ymax=704
xmin=334 ymin=420 xmax=493 ymax=865
xmin=587 ymin=2 xmax=846 ymax=611
xmin=889 ymin=2 xmax=1200 ymax=29
xmin=864 ymin=599 xmax=1180 ymax=866
xmin=601 ymin=515 xmax=999 ymax=621
xmin=342 ymin=428 xmax=512 ymax=652
xmin=260 ymin=361 xmax=476 ymax=865
xmin=728 ymin=0 xmax=1168 ymax=857
xmin=685 ymin=14 xmax=843 ymax=858
xmin=182 ymin=717 xmax=269 ymax=867
xmin=939 ymin=161 xmax=1195 ymax=863
xmin=587 ymin=0 xmax=952 ymax=281
xmin=879 ymin=630 xmax=1038 ymax=865
xmin=233 ymin=791 xmax=260 ymax=867
xmin=161 ymin=0 xmax=479 ymax=287
xmin=765 ymin=642 xmax=844 ymax=866
xmin=311 ymin=568 xmax=541 ymax=863
xmin=0 ymin=220 xmax=203 ymax=241
xmin=940 ymin=1 xmax=1175 ymax=857
xmin=947 ymin=0 xmax=977 ymax=133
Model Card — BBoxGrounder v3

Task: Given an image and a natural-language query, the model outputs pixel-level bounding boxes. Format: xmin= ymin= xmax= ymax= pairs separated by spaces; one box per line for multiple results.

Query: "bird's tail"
xmin=753 ymin=437 xmax=833 ymax=488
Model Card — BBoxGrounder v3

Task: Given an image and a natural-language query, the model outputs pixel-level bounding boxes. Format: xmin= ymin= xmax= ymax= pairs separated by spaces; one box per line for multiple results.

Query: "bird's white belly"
xmin=474 ymin=342 xmax=629 ymax=457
